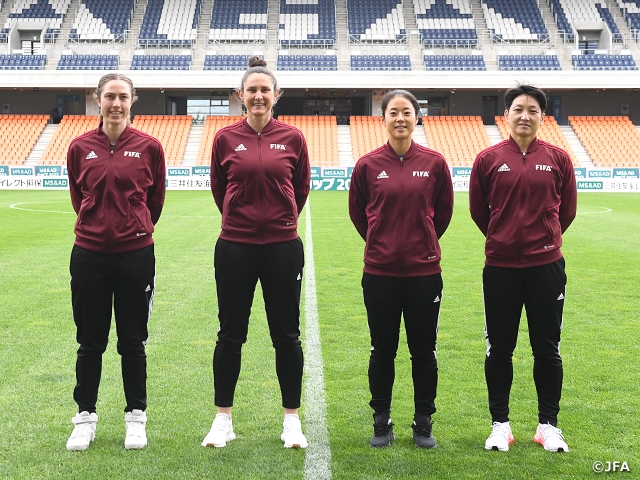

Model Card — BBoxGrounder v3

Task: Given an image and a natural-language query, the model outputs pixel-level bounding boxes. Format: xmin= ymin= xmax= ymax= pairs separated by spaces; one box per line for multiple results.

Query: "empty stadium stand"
xmin=495 ymin=115 xmax=580 ymax=166
xmin=0 ymin=114 xmax=48 ymax=165
xmin=482 ymin=0 xmax=549 ymax=41
xmin=618 ymin=0 xmax=640 ymax=34
xmin=280 ymin=115 xmax=339 ymax=166
xmin=497 ymin=53 xmax=561 ymax=71
xmin=196 ymin=115 xmax=245 ymax=165
xmin=556 ymin=0 xmax=622 ymax=41
xmin=139 ymin=0 xmax=201 ymax=46
xmin=130 ymin=52 xmax=192 ymax=70
xmin=350 ymin=115 xmax=388 ymax=161
xmin=415 ymin=0 xmax=478 ymax=47
xmin=57 ymin=53 xmax=119 ymax=70
xmin=350 ymin=53 xmax=411 ymax=70
xmin=278 ymin=0 xmax=336 ymax=46
xmin=278 ymin=53 xmax=337 ymax=71
xmin=204 ymin=53 xmax=253 ymax=70
xmin=424 ymin=53 xmax=486 ymax=70
xmin=131 ymin=115 xmax=192 ymax=165
xmin=572 ymin=53 xmax=638 ymax=70
xmin=347 ymin=0 xmax=405 ymax=42
xmin=3 ymin=0 xmax=71 ymax=41
xmin=569 ymin=116 xmax=640 ymax=167
xmin=40 ymin=115 xmax=99 ymax=165
xmin=423 ymin=116 xmax=490 ymax=166
xmin=0 ymin=53 xmax=46 ymax=69
xmin=209 ymin=0 xmax=268 ymax=43
xmin=70 ymin=0 xmax=135 ymax=41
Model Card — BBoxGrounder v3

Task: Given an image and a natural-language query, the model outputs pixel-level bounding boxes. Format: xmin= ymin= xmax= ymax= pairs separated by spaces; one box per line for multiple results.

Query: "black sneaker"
xmin=412 ymin=414 xmax=437 ymax=448
xmin=370 ymin=414 xmax=395 ymax=448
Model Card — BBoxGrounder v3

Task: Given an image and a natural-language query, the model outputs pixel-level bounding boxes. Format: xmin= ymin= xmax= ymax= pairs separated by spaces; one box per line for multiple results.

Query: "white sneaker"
xmin=202 ymin=413 xmax=236 ymax=448
xmin=281 ymin=414 xmax=308 ymax=449
xmin=124 ymin=409 xmax=148 ymax=450
xmin=485 ymin=421 xmax=515 ymax=452
xmin=534 ymin=423 xmax=569 ymax=452
xmin=66 ymin=411 xmax=98 ymax=451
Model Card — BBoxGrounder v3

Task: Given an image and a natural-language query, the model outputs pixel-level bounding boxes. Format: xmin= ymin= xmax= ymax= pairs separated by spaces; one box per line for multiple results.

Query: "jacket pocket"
xmin=76 ymin=195 xmax=95 ymax=228
xmin=221 ymin=183 xmax=241 ymax=229
xmin=279 ymin=183 xmax=297 ymax=225
xmin=129 ymin=196 xmax=153 ymax=234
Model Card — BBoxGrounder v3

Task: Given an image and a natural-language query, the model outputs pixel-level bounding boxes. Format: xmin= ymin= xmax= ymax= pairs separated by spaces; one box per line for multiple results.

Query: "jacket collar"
xmin=507 ymin=135 xmax=540 ymax=153
xmin=96 ymin=122 xmax=132 ymax=141
xmin=242 ymin=116 xmax=276 ymax=134
xmin=383 ymin=140 xmax=418 ymax=159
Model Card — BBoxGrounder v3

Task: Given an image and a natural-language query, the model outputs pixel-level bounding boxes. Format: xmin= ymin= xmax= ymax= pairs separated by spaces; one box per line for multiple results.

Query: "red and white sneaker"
xmin=534 ymin=423 xmax=569 ymax=452
xmin=485 ymin=421 xmax=515 ymax=452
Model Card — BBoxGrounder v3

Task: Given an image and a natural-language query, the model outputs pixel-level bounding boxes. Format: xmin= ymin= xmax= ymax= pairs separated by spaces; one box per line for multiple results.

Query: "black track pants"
xmin=213 ymin=238 xmax=304 ymax=409
xmin=362 ymin=272 xmax=442 ymax=416
xmin=70 ymin=244 xmax=155 ymax=413
xmin=483 ymin=258 xmax=566 ymax=426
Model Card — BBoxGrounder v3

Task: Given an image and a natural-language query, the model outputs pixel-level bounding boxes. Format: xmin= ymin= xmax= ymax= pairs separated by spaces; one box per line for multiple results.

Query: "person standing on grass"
xmin=469 ymin=83 xmax=577 ymax=453
xmin=203 ymin=56 xmax=311 ymax=449
xmin=349 ymin=89 xmax=454 ymax=448
xmin=65 ymin=73 xmax=166 ymax=451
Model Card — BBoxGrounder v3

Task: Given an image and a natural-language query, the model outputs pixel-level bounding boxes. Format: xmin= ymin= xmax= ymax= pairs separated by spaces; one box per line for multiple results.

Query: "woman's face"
xmin=97 ymin=79 xmax=132 ymax=130
xmin=382 ymin=95 xmax=418 ymax=142
xmin=239 ymin=73 xmax=278 ymax=120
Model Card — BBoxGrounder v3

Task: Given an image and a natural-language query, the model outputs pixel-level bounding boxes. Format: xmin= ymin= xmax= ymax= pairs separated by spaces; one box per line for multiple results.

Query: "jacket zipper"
xmin=518 ymin=151 xmax=526 ymax=266
xmin=399 ymin=155 xmax=404 ymax=275
xmin=257 ymin=131 xmax=264 ymax=244
xmin=106 ymin=141 xmax=115 ymax=250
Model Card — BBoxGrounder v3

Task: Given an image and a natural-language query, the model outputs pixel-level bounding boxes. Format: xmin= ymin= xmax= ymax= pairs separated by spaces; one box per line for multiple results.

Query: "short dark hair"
xmin=504 ymin=83 xmax=547 ymax=112
xmin=381 ymin=89 xmax=421 ymax=118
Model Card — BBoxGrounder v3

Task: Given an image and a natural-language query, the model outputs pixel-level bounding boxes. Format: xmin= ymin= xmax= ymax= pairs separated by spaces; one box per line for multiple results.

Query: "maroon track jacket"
xmin=469 ymin=136 xmax=577 ymax=268
xmin=67 ymin=124 xmax=166 ymax=253
xmin=211 ymin=117 xmax=310 ymax=244
xmin=349 ymin=141 xmax=454 ymax=277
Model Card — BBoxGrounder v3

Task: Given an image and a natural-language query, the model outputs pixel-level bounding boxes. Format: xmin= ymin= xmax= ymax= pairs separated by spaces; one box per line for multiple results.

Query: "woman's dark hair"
xmin=381 ymin=89 xmax=421 ymax=118
xmin=240 ymin=56 xmax=278 ymax=92
xmin=504 ymin=83 xmax=547 ymax=111
xmin=93 ymin=73 xmax=138 ymax=125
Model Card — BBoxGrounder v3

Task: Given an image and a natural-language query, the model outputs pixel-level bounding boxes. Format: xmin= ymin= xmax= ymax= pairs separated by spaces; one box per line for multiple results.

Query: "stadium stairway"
xmin=413 ymin=123 xmax=428 ymax=148
xmin=337 ymin=124 xmax=354 ymax=166
xmin=485 ymin=124 xmax=502 ymax=146
xmin=560 ymin=125 xmax=594 ymax=167
xmin=25 ymin=124 xmax=57 ymax=166
xmin=181 ymin=123 xmax=203 ymax=166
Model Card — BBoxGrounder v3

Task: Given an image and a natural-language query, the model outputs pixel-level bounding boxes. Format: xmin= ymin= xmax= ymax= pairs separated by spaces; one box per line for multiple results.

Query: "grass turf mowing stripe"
xmin=302 ymin=199 xmax=332 ymax=480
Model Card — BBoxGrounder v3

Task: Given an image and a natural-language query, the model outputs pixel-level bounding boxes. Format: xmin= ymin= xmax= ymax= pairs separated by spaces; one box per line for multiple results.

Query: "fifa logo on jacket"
xmin=413 ymin=171 xmax=430 ymax=177
xmin=270 ymin=144 xmax=287 ymax=150
xmin=535 ymin=164 xmax=552 ymax=171
xmin=124 ymin=151 xmax=142 ymax=158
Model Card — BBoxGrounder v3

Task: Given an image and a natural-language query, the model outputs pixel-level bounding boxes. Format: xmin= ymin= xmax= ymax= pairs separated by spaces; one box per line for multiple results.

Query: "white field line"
xmin=303 ymin=199 xmax=332 ymax=480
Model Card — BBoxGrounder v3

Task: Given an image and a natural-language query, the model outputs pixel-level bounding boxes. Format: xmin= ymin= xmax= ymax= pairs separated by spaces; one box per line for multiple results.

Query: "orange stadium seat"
xmin=40 ymin=116 xmax=100 ymax=165
xmin=131 ymin=115 xmax=193 ymax=166
xmin=196 ymin=116 xmax=245 ymax=165
xmin=350 ymin=115 xmax=387 ymax=162
xmin=568 ymin=116 xmax=640 ymax=168
xmin=495 ymin=115 xmax=581 ymax=166
xmin=0 ymin=115 xmax=49 ymax=165
xmin=280 ymin=115 xmax=339 ymax=167
xmin=423 ymin=116 xmax=491 ymax=166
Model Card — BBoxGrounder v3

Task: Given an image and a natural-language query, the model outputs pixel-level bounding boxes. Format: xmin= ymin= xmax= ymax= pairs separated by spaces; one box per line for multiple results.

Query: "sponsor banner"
xmin=191 ymin=166 xmax=210 ymax=176
xmin=35 ymin=165 xmax=62 ymax=176
xmin=613 ymin=168 xmax=639 ymax=178
xmin=1 ymin=167 xmax=639 ymax=191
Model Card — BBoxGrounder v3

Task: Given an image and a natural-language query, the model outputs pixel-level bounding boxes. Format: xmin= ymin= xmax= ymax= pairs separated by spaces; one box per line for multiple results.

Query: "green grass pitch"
xmin=0 ymin=190 xmax=638 ymax=479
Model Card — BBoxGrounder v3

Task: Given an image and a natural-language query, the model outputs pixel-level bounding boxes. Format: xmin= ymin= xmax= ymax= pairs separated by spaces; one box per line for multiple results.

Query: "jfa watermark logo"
xmin=593 ymin=461 xmax=630 ymax=473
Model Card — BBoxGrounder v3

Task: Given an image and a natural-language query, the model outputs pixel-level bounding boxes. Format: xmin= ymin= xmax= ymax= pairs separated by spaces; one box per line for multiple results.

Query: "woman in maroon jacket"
xmin=349 ymin=90 xmax=454 ymax=448
xmin=65 ymin=73 xmax=166 ymax=451
xmin=203 ymin=57 xmax=310 ymax=449
xmin=470 ymin=83 xmax=577 ymax=453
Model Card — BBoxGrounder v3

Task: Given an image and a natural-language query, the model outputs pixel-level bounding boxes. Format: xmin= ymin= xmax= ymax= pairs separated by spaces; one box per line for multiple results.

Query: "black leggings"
xmin=213 ymin=238 xmax=304 ymax=409
xmin=70 ymin=244 xmax=155 ymax=413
